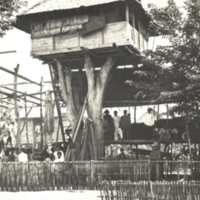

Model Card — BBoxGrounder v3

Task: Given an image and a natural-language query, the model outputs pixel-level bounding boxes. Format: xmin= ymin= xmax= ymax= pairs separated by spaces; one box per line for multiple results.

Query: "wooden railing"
xmin=0 ymin=160 xmax=199 ymax=191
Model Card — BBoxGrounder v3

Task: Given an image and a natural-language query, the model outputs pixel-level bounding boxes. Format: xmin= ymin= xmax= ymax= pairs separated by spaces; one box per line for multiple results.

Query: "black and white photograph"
xmin=0 ymin=0 xmax=200 ymax=199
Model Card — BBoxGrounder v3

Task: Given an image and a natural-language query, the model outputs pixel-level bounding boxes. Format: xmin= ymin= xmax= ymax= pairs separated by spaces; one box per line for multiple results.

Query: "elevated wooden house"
xmin=15 ymin=0 xmax=151 ymax=68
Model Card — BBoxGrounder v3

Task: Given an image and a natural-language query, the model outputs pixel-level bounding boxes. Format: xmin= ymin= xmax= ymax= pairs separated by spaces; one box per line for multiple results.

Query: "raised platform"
xmin=31 ymin=22 xmax=148 ymax=68
xmin=105 ymin=139 xmax=200 ymax=145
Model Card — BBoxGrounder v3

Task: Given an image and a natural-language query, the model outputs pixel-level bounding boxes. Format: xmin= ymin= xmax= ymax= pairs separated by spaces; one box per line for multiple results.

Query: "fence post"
xmin=148 ymin=159 xmax=151 ymax=181
xmin=90 ymin=160 xmax=94 ymax=190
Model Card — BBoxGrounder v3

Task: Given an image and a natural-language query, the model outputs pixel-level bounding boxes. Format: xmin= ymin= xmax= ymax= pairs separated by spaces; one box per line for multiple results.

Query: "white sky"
xmin=0 ymin=0 xmax=185 ymax=118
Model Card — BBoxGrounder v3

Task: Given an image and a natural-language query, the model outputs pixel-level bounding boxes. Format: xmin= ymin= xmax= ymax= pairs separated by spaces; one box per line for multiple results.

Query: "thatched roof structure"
xmin=14 ymin=0 xmax=147 ymax=34
xmin=21 ymin=0 xmax=131 ymax=15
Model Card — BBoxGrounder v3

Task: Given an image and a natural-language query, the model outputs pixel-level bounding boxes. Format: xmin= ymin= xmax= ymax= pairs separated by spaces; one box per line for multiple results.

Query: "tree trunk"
xmin=84 ymin=55 xmax=116 ymax=158
xmin=56 ymin=55 xmax=116 ymax=160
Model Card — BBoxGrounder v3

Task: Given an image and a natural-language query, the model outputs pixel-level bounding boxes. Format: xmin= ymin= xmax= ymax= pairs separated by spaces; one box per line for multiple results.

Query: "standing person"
xmin=159 ymin=124 xmax=171 ymax=141
xmin=120 ymin=110 xmax=131 ymax=140
xmin=103 ymin=110 xmax=115 ymax=140
xmin=169 ymin=124 xmax=179 ymax=140
xmin=113 ymin=111 xmax=121 ymax=140
xmin=138 ymin=108 xmax=157 ymax=139
xmin=8 ymin=148 xmax=16 ymax=161
xmin=149 ymin=141 xmax=162 ymax=181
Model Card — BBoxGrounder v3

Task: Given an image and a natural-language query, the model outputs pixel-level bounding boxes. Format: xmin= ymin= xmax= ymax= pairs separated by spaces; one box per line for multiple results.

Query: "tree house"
xmin=15 ymin=0 xmax=151 ymax=68
xmin=15 ymin=0 xmax=154 ymax=157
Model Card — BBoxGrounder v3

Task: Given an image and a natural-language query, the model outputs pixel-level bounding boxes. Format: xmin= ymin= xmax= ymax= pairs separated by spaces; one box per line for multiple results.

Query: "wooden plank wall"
xmin=31 ymin=21 xmax=148 ymax=54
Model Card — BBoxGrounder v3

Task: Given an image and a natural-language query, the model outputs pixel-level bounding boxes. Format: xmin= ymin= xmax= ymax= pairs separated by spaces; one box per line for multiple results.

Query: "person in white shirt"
xmin=18 ymin=147 xmax=28 ymax=162
xmin=113 ymin=111 xmax=121 ymax=140
xmin=54 ymin=151 xmax=64 ymax=162
xmin=138 ymin=108 xmax=156 ymax=139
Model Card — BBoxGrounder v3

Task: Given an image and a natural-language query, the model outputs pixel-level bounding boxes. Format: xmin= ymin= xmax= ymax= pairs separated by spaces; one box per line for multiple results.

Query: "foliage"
xmin=0 ymin=0 xmax=27 ymax=37
xmin=127 ymin=0 xmax=200 ymax=122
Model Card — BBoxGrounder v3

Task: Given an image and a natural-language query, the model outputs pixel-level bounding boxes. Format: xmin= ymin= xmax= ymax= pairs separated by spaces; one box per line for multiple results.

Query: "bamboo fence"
xmin=0 ymin=160 xmax=199 ymax=191
xmin=99 ymin=181 xmax=200 ymax=200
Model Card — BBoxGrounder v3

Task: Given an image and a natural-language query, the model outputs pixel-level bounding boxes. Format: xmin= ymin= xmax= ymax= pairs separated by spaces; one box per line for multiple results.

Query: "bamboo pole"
xmin=40 ymin=77 xmax=43 ymax=150
xmin=0 ymin=66 xmax=41 ymax=86
xmin=14 ymin=65 xmax=21 ymax=151
xmin=0 ymin=50 xmax=16 ymax=54
xmin=3 ymin=81 xmax=51 ymax=86
xmin=24 ymin=92 xmax=29 ymax=144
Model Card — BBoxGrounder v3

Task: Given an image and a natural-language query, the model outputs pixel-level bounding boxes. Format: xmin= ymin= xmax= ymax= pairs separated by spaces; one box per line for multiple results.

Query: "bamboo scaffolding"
xmin=2 ymin=81 xmax=51 ymax=86
xmin=0 ymin=84 xmax=42 ymax=102
xmin=0 ymin=66 xmax=41 ymax=86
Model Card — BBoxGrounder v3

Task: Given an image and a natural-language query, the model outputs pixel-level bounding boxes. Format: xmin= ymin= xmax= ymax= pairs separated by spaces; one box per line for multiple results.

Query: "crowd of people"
xmin=103 ymin=109 xmax=131 ymax=141
xmin=0 ymin=108 xmax=18 ymax=159
xmin=0 ymin=143 xmax=66 ymax=163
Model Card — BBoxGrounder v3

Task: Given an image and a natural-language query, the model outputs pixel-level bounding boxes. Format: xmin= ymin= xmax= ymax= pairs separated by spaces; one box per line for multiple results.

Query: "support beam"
xmin=0 ymin=90 xmax=13 ymax=97
xmin=14 ymin=65 xmax=21 ymax=151
xmin=17 ymin=97 xmax=40 ymax=106
xmin=0 ymin=66 xmax=41 ymax=86
xmin=24 ymin=92 xmax=29 ymax=144
xmin=0 ymin=51 xmax=16 ymax=54
xmin=40 ymin=77 xmax=43 ymax=150
xmin=3 ymin=81 xmax=51 ymax=86
xmin=80 ymin=47 xmax=97 ymax=58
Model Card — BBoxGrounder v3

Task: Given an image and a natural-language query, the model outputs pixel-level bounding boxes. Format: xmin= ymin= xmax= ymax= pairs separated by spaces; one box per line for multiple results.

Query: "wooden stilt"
xmin=40 ymin=77 xmax=43 ymax=150
xmin=14 ymin=65 xmax=21 ymax=151
xmin=24 ymin=92 xmax=29 ymax=144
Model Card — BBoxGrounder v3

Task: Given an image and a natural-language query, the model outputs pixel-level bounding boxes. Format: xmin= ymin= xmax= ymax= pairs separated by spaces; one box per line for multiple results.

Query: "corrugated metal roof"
xmin=21 ymin=0 xmax=125 ymax=15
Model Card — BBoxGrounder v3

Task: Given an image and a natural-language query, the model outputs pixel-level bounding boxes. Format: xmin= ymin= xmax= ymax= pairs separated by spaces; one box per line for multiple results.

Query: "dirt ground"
xmin=0 ymin=190 xmax=101 ymax=200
